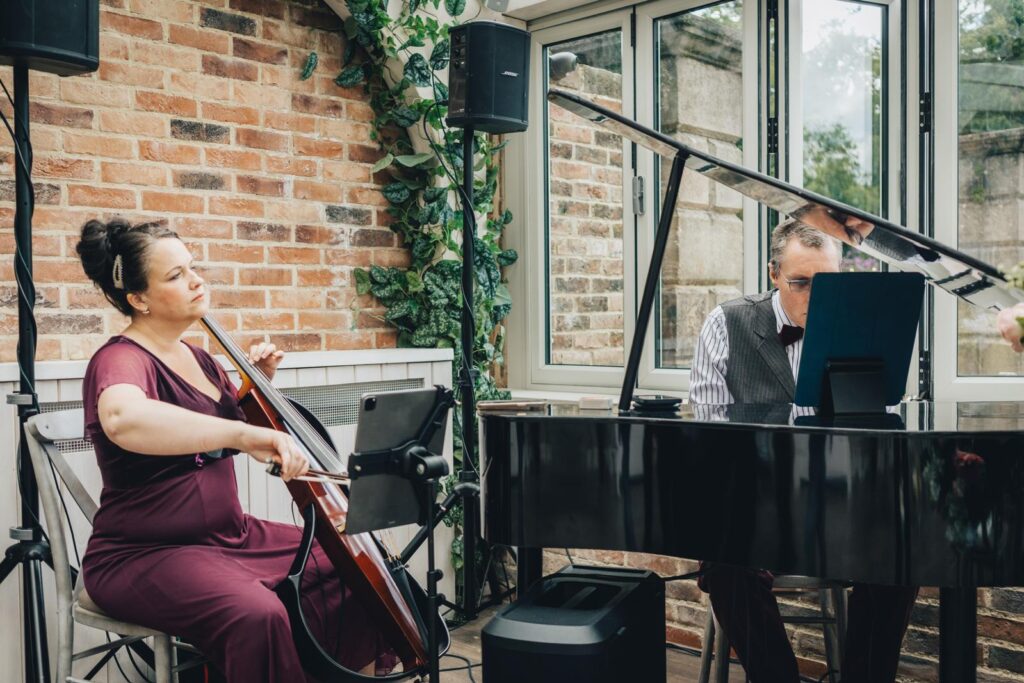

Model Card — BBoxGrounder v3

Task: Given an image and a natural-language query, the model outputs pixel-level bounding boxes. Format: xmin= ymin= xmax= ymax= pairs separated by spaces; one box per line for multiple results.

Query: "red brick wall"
xmin=547 ymin=65 xmax=625 ymax=367
xmin=0 ymin=0 xmax=401 ymax=362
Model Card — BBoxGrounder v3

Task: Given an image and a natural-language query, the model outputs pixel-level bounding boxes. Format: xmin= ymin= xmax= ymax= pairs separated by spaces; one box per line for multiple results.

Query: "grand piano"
xmin=479 ymin=89 xmax=1024 ymax=682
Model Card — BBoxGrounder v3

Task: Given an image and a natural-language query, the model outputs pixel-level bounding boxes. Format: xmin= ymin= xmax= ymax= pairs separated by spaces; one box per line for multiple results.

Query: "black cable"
xmin=0 ymin=77 xmax=40 ymax=404
xmin=440 ymin=652 xmax=479 ymax=682
xmin=1 ymin=76 xmax=46 ymax=554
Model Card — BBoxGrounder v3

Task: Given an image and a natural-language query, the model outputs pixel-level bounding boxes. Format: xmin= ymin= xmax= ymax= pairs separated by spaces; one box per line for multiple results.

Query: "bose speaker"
xmin=447 ymin=21 xmax=530 ymax=134
xmin=0 ymin=0 xmax=99 ymax=76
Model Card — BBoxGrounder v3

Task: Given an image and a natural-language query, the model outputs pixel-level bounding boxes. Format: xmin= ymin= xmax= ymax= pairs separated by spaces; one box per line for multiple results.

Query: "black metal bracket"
xmin=347 ymin=386 xmax=454 ymax=483
xmin=820 ymin=358 xmax=887 ymax=416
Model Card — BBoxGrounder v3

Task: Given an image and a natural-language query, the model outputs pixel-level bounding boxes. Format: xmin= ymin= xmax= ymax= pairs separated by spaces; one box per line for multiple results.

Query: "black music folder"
xmin=794 ymin=272 xmax=924 ymax=413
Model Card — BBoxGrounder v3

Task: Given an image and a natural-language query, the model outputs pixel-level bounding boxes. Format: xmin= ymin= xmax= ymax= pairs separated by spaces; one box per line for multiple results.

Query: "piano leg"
xmin=516 ymin=547 xmax=543 ymax=597
xmin=939 ymin=587 xmax=977 ymax=682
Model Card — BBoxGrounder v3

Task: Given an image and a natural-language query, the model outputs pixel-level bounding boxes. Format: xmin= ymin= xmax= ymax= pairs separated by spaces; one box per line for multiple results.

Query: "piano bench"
xmin=697 ymin=576 xmax=847 ymax=683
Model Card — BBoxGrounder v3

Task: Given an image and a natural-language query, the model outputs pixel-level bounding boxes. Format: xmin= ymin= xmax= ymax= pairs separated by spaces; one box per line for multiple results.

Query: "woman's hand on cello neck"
xmin=249 ymin=341 xmax=285 ymax=380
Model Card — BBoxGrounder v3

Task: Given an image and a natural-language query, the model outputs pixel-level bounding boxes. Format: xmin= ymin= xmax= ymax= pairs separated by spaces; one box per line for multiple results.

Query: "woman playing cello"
xmin=75 ymin=217 xmax=398 ymax=682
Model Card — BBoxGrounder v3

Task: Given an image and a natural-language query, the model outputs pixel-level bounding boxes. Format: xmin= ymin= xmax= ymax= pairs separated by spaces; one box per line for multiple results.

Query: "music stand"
xmin=794 ymin=272 xmax=925 ymax=416
xmin=346 ymin=386 xmax=461 ymax=683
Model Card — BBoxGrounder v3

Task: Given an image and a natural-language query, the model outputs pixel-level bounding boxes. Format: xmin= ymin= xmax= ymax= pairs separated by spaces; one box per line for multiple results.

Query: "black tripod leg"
xmin=0 ymin=553 xmax=18 ymax=583
xmin=25 ymin=557 xmax=51 ymax=683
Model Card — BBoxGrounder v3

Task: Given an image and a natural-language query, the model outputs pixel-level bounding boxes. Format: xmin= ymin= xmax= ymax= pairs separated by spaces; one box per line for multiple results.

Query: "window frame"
xmin=506 ymin=10 xmax=637 ymax=392
xmin=632 ymin=0 xmax=762 ymax=391
xmin=930 ymin=0 xmax=1024 ymax=400
xmin=507 ymin=0 xmax=915 ymax=397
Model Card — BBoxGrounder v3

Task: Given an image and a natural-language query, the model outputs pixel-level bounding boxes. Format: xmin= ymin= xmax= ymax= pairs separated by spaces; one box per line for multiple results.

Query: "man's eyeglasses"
xmin=784 ymin=278 xmax=812 ymax=293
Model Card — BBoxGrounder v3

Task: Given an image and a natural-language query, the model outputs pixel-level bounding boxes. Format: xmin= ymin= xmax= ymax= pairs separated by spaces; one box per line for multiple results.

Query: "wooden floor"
xmin=439 ymin=606 xmax=746 ymax=682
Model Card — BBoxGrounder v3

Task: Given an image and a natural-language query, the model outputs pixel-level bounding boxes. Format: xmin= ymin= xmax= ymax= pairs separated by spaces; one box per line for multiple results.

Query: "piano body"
xmin=479 ymin=90 xmax=1024 ymax=682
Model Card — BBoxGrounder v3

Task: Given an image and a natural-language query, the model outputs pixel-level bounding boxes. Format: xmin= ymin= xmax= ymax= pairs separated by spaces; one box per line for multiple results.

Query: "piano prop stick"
xmin=479 ymin=89 xmax=1024 ymax=683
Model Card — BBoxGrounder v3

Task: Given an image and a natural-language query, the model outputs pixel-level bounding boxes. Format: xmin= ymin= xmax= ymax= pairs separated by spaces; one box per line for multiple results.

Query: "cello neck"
xmin=199 ymin=316 xmax=341 ymax=471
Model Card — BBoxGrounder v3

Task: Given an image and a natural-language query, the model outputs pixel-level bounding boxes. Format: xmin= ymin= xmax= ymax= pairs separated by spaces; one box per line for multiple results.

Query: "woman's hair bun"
xmin=75 ymin=218 xmax=178 ymax=317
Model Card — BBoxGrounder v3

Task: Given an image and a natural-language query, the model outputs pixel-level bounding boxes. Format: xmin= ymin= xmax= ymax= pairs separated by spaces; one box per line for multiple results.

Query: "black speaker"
xmin=481 ymin=565 xmax=666 ymax=683
xmin=446 ymin=21 xmax=529 ymax=134
xmin=0 ymin=0 xmax=99 ymax=76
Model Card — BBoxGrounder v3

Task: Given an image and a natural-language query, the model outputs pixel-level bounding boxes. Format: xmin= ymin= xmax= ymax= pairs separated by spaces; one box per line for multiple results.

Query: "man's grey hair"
xmin=769 ymin=217 xmax=842 ymax=273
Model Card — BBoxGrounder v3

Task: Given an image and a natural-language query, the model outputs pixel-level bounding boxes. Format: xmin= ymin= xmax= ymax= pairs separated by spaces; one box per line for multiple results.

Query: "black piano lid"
xmin=547 ymin=88 xmax=1024 ymax=312
xmin=496 ymin=400 xmax=1024 ymax=435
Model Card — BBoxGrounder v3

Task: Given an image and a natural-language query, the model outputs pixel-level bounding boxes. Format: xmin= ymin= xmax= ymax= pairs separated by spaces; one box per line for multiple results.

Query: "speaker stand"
xmin=457 ymin=125 xmax=480 ymax=620
xmin=0 ymin=63 xmax=53 ymax=683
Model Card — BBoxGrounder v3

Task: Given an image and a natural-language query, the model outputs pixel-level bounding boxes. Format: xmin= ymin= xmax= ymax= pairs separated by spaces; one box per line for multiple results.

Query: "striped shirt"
xmin=689 ymin=290 xmax=802 ymax=405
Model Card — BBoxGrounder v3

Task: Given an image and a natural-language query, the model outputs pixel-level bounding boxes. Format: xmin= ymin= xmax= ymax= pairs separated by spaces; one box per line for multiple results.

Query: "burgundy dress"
xmin=80 ymin=336 xmax=398 ymax=682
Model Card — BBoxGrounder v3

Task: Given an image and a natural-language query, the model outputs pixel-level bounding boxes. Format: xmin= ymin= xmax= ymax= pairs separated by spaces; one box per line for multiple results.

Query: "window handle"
xmin=632 ymin=175 xmax=645 ymax=216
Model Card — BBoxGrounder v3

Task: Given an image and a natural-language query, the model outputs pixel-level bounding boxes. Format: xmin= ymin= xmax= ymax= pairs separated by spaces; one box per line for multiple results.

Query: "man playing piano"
xmin=689 ymin=217 xmax=918 ymax=683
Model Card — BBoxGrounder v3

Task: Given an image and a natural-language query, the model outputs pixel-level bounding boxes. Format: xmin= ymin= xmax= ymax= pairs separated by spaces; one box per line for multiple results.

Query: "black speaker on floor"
xmin=0 ymin=0 xmax=99 ymax=76
xmin=446 ymin=21 xmax=529 ymax=134
xmin=482 ymin=565 xmax=666 ymax=683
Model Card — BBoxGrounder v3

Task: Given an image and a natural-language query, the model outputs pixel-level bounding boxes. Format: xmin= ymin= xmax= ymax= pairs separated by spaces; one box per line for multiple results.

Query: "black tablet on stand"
xmin=794 ymin=271 xmax=925 ymax=417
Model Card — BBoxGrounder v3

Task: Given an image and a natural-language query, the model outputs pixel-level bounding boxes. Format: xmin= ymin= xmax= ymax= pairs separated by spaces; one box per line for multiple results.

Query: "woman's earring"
xmin=142 ymin=309 xmax=151 ymax=315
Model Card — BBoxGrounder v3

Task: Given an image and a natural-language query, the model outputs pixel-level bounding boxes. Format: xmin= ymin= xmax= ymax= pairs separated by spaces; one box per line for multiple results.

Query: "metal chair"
xmin=24 ymin=408 xmax=202 ymax=683
xmin=697 ymin=574 xmax=848 ymax=683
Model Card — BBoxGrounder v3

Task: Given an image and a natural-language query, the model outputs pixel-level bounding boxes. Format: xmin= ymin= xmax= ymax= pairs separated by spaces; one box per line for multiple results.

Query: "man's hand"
xmin=996 ymin=303 xmax=1024 ymax=353
xmin=798 ymin=205 xmax=875 ymax=246
xmin=249 ymin=341 xmax=285 ymax=379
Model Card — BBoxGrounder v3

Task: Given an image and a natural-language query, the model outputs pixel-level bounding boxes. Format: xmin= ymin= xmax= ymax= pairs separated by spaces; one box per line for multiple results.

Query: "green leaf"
xmin=494 ymin=283 xmax=512 ymax=307
xmin=386 ymin=299 xmax=417 ymax=321
xmin=408 ymin=0 xmax=420 ymax=12
xmin=391 ymin=106 xmax=420 ymax=128
xmin=474 ymin=238 xmax=500 ymax=299
xmin=411 ymin=328 xmax=440 ymax=347
xmin=406 ymin=270 xmax=424 ymax=292
xmin=404 ymin=53 xmax=432 ymax=87
xmin=383 ymin=182 xmax=412 ymax=204
xmin=371 ymin=153 xmax=394 ymax=174
xmin=444 ymin=0 xmax=466 ymax=17
xmin=395 ymin=152 xmax=436 ymax=167
xmin=300 ymin=52 xmax=318 ymax=81
xmin=412 ymin=237 xmax=437 ymax=265
xmin=354 ymin=268 xmax=371 ymax=295
xmin=432 ymin=80 xmax=448 ymax=104
xmin=497 ymin=248 xmax=518 ymax=266
xmin=429 ymin=39 xmax=450 ymax=70
xmin=423 ymin=186 xmax=447 ymax=203
xmin=335 ymin=64 xmax=365 ymax=88
xmin=501 ymin=208 xmax=513 ymax=224
xmin=343 ymin=41 xmax=357 ymax=67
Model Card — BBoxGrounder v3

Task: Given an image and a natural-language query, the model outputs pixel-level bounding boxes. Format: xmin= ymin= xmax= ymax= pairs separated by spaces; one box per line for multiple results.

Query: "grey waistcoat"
xmin=721 ymin=291 xmax=795 ymax=403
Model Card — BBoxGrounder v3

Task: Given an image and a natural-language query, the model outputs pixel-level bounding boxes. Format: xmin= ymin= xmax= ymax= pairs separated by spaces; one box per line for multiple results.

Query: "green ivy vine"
xmin=300 ymin=0 xmax=517 ymax=583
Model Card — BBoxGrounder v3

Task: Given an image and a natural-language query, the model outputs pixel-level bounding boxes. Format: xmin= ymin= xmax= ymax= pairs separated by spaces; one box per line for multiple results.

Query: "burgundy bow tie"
xmin=779 ymin=324 xmax=804 ymax=347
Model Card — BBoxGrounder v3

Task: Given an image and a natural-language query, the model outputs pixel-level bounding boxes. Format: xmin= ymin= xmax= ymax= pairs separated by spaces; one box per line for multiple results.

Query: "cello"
xmin=200 ymin=315 xmax=447 ymax=680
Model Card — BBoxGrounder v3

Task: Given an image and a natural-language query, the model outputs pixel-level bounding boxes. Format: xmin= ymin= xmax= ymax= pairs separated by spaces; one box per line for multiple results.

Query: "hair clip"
xmin=112 ymin=254 xmax=124 ymax=290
